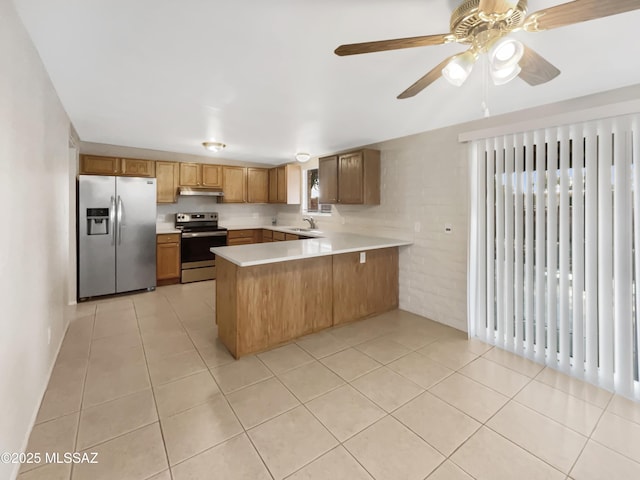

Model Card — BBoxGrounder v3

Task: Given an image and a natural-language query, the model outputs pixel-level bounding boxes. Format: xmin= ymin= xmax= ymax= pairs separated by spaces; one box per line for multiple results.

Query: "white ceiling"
xmin=13 ymin=0 xmax=640 ymax=165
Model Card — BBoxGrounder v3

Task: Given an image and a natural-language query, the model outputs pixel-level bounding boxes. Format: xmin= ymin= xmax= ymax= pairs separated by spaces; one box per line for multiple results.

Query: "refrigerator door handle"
xmin=110 ymin=196 xmax=116 ymax=245
xmin=117 ymin=195 xmax=123 ymax=244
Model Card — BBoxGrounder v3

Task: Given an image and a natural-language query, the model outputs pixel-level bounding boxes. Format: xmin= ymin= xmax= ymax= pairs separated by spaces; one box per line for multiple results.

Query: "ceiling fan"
xmin=334 ymin=0 xmax=640 ymax=99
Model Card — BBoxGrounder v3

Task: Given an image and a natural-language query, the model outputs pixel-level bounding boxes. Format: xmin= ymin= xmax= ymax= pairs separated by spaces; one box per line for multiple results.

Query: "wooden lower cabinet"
xmin=216 ymin=247 xmax=398 ymax=358
xmin=217 ymin=256 xmax=333 ymax=357
xmin=227 ymin=229 xmax=262 ymax=245
xmin=332 ymin=248 xmax=399 ymax=325
xmin=262 ymin=230 xmax=273 ymax=242
xmin=156 ymin=234 xmax=181 ymax=285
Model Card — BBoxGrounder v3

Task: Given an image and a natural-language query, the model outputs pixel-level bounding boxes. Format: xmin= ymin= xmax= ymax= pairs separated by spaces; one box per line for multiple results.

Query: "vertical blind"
xmin=468 ymin=113 xmax=640 ymax=399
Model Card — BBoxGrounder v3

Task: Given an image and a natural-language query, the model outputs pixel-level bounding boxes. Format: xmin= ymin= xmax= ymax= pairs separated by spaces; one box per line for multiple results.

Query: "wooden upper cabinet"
xmin=156 ymin=161 xmax=180 ymax=203
xmin=222 ymin=166 xmax=246 ymax=203
xmin=268 ymin=168 xmax=278 ymax=202
xmin=318 ymin=156 xmax=338 ymax=204
xmin=247 ymin=168 xmax=269 ymax=203
xmin=338 ymin=152 xmax=365 ymax=204
xmin=179 ymin=163 xmax=222 ymax=187
xmin=179 ymin=162 xmax=201 ymax=186
xmin=268 ymin=164 xmax=301 ymax=204
xmin=276 ymin=166 xmax=287 ymax=203
xmin=80 ymin=155 xmax=154 ymax=177
xmin=318 ymin=149 xmax=380 ymax=205
xmin=80 ymin=155 xmax=120 ymax=175
xmin=120 ymin=158 xmax=155 ymax=177
xmin=201 ymin=164 xmax=223 ymax=187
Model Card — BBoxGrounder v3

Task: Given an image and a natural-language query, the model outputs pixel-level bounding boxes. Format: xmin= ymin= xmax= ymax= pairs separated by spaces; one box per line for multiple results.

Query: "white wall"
xmin=0 ymin=2 xmax=74 ymax=478
xmin=157 ymin=197 xmax=277 ymax=228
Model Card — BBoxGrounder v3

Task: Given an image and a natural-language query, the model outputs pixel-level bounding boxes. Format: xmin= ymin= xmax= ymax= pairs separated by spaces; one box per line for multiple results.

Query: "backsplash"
xmin=157 ymin=196 xmax=277 ymax=227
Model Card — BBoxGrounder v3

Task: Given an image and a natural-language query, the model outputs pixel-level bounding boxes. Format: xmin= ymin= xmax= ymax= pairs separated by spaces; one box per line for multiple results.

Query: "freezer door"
xmin=115 ymin=177 xmax=157 ymax=293
xmin=78 ymin=175 xmax=117 ymax=298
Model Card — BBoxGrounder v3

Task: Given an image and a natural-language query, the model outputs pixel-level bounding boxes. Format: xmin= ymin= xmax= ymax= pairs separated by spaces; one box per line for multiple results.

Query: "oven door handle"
xmin=181 ymin=231 xmax=228 ymax=238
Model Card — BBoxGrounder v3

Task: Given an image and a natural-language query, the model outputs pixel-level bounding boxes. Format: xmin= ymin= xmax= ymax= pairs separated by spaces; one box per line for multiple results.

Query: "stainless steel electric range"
xmin=175 ymin=212 xmax=227 ymax=283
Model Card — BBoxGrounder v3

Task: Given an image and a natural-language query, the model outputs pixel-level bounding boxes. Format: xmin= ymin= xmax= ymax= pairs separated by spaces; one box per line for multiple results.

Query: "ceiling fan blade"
xmin=518 ymin=45 xmax=561 ymax=86
xmin=478 ymin=0 xmax=519 ymax=15
xmin=524 ymin=0 xmax=640 ymax=31
xmin=397 ymin=56 xmax=455 ymax=99
xmin=335 ymin=34 xmax=452 ymax=56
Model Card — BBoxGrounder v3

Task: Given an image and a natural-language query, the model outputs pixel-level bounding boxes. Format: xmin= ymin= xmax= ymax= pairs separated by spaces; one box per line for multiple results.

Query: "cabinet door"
xmin=222 ymin=166 xmax=246 ymax=203
xmin=120 ymin=158 xmax=155 ymax=177
xmin=227 ymin=237 xmax=255 ymax=246
xmin=338 ymin=152 xmax=364 ymax=204
xmin=276 ymin=166 xmax=287 ymax=203
xmin=247 ymin=168 xmax=269 ymax=203
xmin=156 ymin=161 xmax=180 ymax=203
xmin=201 ymin=164 xmax=222 ymax=187
xmin=80 ymin=155 xmax=120 ymax=175
xmin=268 ymin=168 xmax=278 ymax=202
xmin=156 ymin=241 xmax=181 ymax=280
xmin=318 ymin=156 xmax=338 ymax=204
xmin=179 ymin=163 xmax=201 ymax=186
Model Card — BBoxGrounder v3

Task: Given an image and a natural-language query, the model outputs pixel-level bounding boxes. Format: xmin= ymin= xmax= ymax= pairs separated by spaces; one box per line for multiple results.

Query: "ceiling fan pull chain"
xmin=481 ymin=54 xmax=491 ymax=118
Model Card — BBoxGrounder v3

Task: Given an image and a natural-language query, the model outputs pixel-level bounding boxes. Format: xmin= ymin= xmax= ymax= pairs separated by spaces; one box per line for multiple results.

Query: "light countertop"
xmin=223 ymin=225 xmax=324 ymax=237
xmin=211 ymin=232 xmax=412 ymax=267
xmin=156 ymin=223 xmax=181 ymax=234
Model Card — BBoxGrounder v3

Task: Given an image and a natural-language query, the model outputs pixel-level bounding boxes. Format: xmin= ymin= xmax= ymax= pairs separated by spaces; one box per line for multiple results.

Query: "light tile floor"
xmin=20 ymin=281 xmax=640 ymax=480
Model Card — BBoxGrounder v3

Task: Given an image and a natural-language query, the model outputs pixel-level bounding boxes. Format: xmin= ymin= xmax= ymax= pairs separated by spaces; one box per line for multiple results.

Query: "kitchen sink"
xmin=287 ymin=227 xmax=322 ymax=233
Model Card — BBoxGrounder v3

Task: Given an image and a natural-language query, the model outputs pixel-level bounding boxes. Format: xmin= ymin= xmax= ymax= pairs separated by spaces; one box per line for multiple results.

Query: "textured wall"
xmin=0 ymin=2 xmax=73 ymax=479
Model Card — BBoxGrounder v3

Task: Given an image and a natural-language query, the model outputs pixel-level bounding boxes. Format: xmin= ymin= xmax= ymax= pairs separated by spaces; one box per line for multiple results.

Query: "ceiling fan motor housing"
xmin=450 ymin=0 xmax=528 ymax=43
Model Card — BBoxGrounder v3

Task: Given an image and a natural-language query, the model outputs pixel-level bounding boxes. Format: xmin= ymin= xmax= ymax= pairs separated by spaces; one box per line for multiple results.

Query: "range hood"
xmin=178 ymin=186 xmax=224 ymax=197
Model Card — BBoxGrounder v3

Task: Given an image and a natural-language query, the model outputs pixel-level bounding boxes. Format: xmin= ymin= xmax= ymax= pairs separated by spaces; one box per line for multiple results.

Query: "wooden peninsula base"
xmin=216 ymin=247 xmax=399 ymax=358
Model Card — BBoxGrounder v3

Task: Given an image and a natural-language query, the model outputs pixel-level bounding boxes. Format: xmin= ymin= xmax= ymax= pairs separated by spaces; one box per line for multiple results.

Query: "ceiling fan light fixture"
xmin=442 ymin=51 xmax=476 ymax=87
xmin=490 ymin=63 xmax=522 ymax=85
xmin=295 ymin=152 xmax=311 ymax=163
xmin=488 ymin=37 xmax=524 ymax=71
xmin=202 ymin=141 xmax=226 ymax=152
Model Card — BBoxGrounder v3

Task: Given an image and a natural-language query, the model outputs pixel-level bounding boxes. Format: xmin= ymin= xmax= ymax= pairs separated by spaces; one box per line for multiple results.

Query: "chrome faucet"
xmin=302 ymin=217 xmax=317 ymax=229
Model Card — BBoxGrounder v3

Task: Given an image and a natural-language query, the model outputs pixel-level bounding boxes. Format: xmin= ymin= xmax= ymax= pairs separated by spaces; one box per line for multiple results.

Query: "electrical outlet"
xmin=359 ymin=252 xmax=366 ymax=263
xmin=414 ymin=221 xmax=421 ymax=233
xmin=445 ymin=223 xmax=453 ymax=234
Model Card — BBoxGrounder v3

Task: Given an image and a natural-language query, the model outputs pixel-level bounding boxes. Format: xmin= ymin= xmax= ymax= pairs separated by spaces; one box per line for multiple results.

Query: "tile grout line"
xmin=69 ymin=308 xmax=98 ymax=480
xmin=134 ymin=290 xmax=177 ymax=480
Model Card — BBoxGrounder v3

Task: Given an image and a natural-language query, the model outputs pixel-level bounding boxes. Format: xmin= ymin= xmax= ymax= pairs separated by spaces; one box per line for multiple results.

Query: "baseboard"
xmin=10 ymin=317 xmax=70 ymax=480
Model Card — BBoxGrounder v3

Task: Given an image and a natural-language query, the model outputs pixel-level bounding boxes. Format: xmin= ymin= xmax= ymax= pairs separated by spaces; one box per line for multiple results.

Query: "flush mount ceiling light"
xmin=202 ymin=141 xmax=226 ymax=152
xmin=295 ymin=152 xmax=311 ymax=163
xmin=442 ymin=50 xmax=478 ymax=87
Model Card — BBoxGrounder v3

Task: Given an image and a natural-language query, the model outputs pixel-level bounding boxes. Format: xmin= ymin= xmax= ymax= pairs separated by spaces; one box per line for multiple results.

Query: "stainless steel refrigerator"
xmin=78 ymin=175 xmax=157 ymax=299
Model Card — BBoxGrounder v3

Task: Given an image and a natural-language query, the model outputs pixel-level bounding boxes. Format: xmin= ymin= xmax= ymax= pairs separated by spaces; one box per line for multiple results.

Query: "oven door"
xmin=181 ymin=231 xmax=227 ymax=266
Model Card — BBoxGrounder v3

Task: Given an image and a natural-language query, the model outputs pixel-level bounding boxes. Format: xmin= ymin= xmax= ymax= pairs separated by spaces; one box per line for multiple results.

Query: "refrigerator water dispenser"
xmin=86 ymin=208 xmax=110 ymax=235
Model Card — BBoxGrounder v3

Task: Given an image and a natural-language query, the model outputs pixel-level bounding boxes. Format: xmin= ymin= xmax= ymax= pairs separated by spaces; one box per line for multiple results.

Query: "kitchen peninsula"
xmin=212 ymin=232 xmax=411 ymax=358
